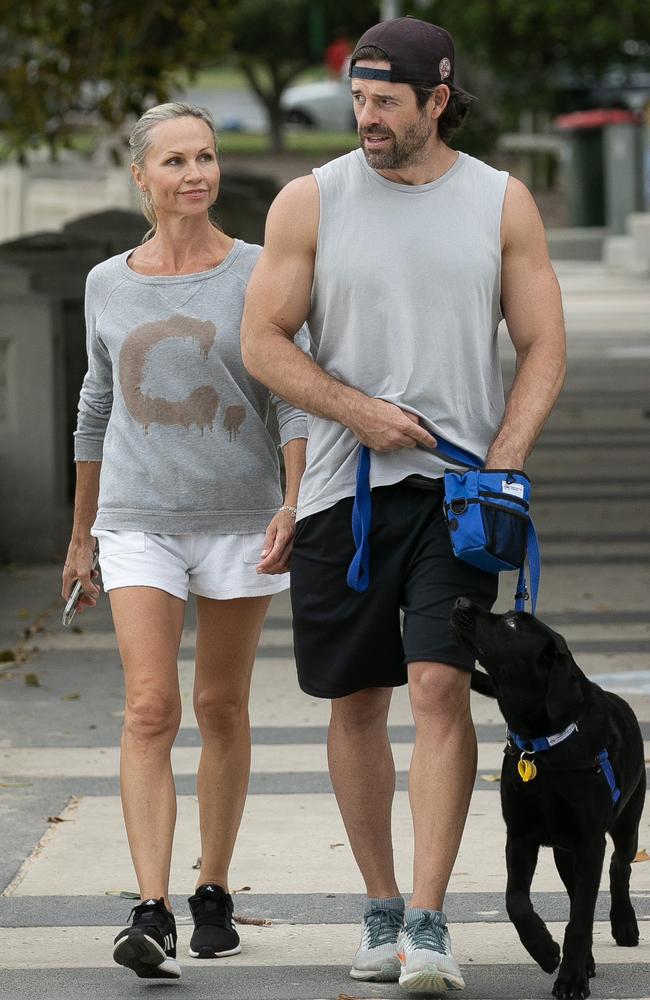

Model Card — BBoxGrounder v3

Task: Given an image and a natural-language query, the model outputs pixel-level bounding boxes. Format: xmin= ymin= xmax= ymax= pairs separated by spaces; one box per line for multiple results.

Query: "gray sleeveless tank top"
xmin=298 ymin=147 xmax=509 ymax=520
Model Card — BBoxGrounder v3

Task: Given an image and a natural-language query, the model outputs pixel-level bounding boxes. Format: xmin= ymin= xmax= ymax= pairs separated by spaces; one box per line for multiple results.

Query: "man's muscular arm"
xmin=241 ymin=175 xmax=436 ymax=454
xmin=486 ymin=177 xmax=566 ymax=470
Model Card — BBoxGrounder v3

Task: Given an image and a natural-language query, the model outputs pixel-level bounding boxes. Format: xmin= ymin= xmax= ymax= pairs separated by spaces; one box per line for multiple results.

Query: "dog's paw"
xmin=587 ymin=952 xmax=596 ymax=978
xmin=552 ymin=967 xmax=590 ymax=999
xmin=611 ymin=909 xmax=639 ymax=947
xmin=532 ymin=938 xmax=561 ymax=974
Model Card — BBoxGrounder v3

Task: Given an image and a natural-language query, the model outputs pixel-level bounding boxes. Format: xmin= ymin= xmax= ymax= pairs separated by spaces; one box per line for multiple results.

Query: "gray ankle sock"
xmin=404 ymin=906 xmax=446 ymax=926
xmin=366 ymin=895 xmax=405 ymax=913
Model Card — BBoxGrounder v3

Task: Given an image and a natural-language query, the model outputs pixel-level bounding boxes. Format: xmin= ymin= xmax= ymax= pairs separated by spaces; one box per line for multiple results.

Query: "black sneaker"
xmin=113 ymin=897 xmax=181 ymax=979
xmin=188 ymin=883 xmax=241 ymax=958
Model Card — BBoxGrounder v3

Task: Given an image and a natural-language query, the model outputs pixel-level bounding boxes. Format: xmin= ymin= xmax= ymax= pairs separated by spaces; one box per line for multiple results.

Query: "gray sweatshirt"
xmin=75 ymin=239 xmax=308 ymax=534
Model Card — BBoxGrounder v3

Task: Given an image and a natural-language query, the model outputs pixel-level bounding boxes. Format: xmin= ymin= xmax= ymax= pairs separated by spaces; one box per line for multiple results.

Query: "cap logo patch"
xmin=439 ymin=57 xmax=451 ymax=80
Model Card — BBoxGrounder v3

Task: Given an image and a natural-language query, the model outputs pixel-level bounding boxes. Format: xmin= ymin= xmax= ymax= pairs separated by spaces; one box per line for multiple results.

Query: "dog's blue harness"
xmin=507 ymin=724 xmax=621 ymax=805
xmin=594 ymin=750 xmax=622 ymax=805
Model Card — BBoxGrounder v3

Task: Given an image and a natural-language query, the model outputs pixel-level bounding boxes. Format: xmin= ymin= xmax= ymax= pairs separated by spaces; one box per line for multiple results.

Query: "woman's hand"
xmin=256 ymin=508 xmax=297 ymax=575
xmin=62 ymin=537 xmax=100 ymax=611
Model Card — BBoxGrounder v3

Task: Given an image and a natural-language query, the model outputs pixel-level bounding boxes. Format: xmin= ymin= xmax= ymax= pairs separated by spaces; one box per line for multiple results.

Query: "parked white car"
xmin=280 ymin=80 xmax=356 ymax=132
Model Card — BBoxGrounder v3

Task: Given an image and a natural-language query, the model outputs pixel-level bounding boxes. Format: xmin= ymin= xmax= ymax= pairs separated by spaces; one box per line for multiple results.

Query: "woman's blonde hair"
xmin=129 ymin=102 xmax=219 ymax=242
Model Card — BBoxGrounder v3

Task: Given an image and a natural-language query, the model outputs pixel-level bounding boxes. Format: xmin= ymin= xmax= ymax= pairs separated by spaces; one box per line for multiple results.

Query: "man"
xmin=242 ymin=16 xmax=566 ymax=996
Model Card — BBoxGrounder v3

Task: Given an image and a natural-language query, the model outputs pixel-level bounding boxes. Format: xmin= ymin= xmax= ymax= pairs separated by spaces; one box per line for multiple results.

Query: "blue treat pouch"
xmin=443 ymin=468 xmax=531 ymax=574
xmin=347 ymin=436 xmax=541 ymax=613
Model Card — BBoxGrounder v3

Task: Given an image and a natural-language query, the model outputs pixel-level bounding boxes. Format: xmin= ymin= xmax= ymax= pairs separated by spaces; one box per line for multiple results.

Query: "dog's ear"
xmin=470 ymin=669 xmax=496 ymax=699
xmin=544 ymin=638 xmax=584 ymax=723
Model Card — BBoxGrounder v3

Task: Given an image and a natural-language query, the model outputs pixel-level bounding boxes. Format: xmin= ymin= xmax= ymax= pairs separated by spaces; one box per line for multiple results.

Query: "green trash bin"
xmin=556 ymin=109 xmax=642 ymax=229
xmin=556 ymin=110 xmax=606 ymax=226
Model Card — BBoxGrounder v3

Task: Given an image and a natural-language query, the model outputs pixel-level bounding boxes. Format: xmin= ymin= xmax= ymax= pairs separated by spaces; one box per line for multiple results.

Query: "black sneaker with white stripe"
xmin=188 ymin=884 xmax=241 ymax=958
xmin=113 ymin=897 xmax=181 ymax=979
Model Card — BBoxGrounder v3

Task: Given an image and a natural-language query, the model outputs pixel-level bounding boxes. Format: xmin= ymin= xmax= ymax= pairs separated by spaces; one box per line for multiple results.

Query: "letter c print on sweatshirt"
xmin=119 ymin=315 xmax=222 ymax=434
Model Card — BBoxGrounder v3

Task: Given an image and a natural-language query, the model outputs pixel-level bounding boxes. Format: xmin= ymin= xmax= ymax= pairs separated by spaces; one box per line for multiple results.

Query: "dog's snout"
xmin=450 ymin=597 xmax=478 ymax=636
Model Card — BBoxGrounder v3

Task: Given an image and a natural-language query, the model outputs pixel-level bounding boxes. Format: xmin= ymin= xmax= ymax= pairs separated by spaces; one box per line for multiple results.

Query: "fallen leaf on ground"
xmin=234 ymin=914 xmax=272 ymax=926
xmin=17 ymin=608 xmax=29 ymax=619
xmin=24 ymin=673 xmax=40 ymax=687
xmin=61 ymin=693 xmax=81 ymax=701
xmin=0 ymin=649 xmax=16 ymax=663
xmin=632 ymin=849 xmax=649 ymax=863
xmin=47 ymin=815 xmax=68 ymax=823
xmin=330 ymin=842 xmax=344 ymax=848
xmin=232 ymin=885 xmax=251 ymax=893
xmin=105 ymin=890 xmax=140 ymax=898
xmin=0 ymin=781 xmax=32 ymax=788
xmin=480 ymin=774 xmax=501 ymax=783
xmin=192 ymin=856 xmax=202 ymax=869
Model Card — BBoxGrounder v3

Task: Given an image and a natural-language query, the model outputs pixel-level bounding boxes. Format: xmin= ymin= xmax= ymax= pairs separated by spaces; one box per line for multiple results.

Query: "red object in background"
xmin=555 ymin=109 xmax=640 ymax=130
xmin=325 ymin=37 xmax=352 ymax=76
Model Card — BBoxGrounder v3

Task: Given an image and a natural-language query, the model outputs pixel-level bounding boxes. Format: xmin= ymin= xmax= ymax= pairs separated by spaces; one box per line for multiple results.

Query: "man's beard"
xmin=359 ymin=112 xmax=432 ymax=170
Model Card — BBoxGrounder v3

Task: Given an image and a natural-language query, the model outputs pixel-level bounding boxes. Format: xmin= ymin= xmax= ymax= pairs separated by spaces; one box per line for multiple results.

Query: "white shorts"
xmin=92 ymin=530 xmax=290 ymax=601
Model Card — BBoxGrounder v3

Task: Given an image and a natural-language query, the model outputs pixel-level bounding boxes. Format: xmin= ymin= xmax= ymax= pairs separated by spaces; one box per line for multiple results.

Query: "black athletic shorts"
xmin=290 ymin=479 xmax=498 ymax=698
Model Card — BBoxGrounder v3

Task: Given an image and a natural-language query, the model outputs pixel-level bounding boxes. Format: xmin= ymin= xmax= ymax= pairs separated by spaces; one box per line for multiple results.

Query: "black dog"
xmin=451 ymin=598 xmax=646 ymax=1000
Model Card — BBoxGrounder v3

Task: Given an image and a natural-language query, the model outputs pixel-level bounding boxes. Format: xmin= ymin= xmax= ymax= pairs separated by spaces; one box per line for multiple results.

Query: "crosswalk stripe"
xmin=0 ymin=921 xmax=647 ymax=969
xmin=1 ymin=742 xmax=650 ymax=777
xmin=6 ymin=792 xmax=650 ymax=898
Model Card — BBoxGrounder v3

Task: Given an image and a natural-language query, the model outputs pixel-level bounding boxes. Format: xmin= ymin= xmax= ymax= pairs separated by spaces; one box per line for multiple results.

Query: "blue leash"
xmin=346 ymin=445 xmax=372 ymax=593
xmin=347 ymin=438 xmax=540 ymax=613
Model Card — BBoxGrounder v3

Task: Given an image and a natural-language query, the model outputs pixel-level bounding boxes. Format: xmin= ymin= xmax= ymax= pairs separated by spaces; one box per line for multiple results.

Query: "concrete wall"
xmin=0 ymin=162 xmax=139 ymax=243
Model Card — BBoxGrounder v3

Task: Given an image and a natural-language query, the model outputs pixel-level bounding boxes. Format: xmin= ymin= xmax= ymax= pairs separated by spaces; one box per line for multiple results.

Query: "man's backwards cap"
xmin=350 ymin=16 xmax=459 ymax=90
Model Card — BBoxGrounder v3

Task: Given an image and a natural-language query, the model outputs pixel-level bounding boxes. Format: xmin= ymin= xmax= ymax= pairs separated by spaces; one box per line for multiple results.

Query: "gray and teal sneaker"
xmin=397 ymin=908 xmax=464 ymax=994
xmin=350 ymin=897 xmax=404 ymax=982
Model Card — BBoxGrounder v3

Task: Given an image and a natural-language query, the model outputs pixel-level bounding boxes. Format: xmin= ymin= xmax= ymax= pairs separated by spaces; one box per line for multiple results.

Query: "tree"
xmin=0 ymin=0 xmax=229 ymax=160
xmin=0 ymin=1 xmax=378 ymax=159
xmin=411 ymin=0 xmax=650 ymax=127
xmin=226 ymin=0 xmax=377 ymax=153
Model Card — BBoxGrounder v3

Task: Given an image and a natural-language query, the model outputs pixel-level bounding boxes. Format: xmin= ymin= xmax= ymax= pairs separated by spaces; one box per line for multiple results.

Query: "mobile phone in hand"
xmin=62 ymin=547 xmax=100 ymax=627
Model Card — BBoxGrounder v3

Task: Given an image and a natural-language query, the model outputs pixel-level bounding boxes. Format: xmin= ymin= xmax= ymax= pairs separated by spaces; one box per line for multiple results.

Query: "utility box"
xmin=603 ymin=114 xmax=644 ymax=234
xmin=0 ymin=265 xmax=67 ymax=561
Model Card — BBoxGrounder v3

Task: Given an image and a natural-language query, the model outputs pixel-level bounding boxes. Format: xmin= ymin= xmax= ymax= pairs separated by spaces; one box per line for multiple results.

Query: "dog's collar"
xmin=506 ymin=724 xmax=621 ymax=805
xmin=507 ymin=720 xmax=579 ymax=754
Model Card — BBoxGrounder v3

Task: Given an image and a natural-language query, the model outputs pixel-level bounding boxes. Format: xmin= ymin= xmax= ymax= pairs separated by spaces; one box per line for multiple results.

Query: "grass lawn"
xmin=0 ymin=129 xmax=358 ymax=163
xmin=217 ymin=130 xmax=357 ymax=155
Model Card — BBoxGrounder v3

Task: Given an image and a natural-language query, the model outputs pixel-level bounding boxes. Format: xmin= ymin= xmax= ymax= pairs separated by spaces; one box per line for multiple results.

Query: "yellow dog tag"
xmin=518 ymin=757 xmax=537 ymax=782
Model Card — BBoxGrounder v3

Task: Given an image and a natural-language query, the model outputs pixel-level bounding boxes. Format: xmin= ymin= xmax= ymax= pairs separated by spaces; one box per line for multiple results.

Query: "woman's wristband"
xmin=278 ymin=504 xmax=297 ymax=517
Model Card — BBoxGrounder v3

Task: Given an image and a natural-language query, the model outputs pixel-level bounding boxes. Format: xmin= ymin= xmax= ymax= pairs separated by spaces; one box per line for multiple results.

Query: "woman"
xmin=61 ymin=102 xmax=307 ymax=981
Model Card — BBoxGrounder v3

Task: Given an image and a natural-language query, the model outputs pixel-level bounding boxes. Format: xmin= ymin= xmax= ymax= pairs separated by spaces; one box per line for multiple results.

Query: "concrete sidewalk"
xmin=1 ymin=263 xmax=649 ymax=999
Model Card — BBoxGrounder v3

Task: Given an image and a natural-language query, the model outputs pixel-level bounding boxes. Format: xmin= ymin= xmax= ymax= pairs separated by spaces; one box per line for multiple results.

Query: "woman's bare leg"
xmin=192 ymin=595 xmax=272 ymax=889
xmin=110 ymin=586 xmax=186 ymax=910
